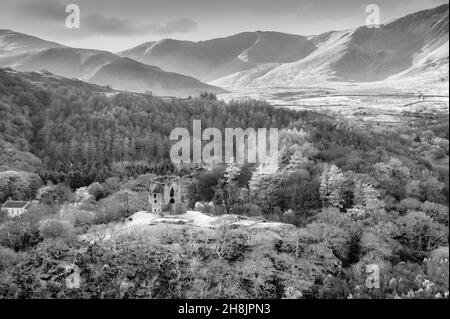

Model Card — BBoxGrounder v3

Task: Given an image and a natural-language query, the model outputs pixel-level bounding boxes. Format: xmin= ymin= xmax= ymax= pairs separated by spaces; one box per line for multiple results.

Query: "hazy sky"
xmin=0 ymin=0 xmax=448 ymax=52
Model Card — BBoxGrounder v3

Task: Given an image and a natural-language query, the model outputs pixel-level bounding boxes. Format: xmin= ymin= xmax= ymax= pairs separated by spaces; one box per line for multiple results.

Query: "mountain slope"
xmin=0 ymin=29 xmax=64 ymax=68
xmin=211 ymin=4 xmax=449 ymax=88
xmin=211 ymin=30 xmax=354 ymax=87
xmin=0 ymin=30 xmax=224 ymax=96
xmin=2 ymin=4 xmax=447 ymax=92
xmin=333 ymin=3 xmax=449 ymax=82
xmin=118 ymin=31 xmax=316 ymax=82
xmin=0 ymin=29 xmax=63 ymax=56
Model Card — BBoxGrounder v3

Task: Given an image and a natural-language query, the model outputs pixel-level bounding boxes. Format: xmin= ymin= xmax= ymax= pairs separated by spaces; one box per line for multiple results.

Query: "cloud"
xmin=83 ymin=15 xmax=198 ymax=35
xmin=149 ymin=17 xmax=198 ymax=34
xmin=18 ymin=0 xmax=66 ymax=21
xmin=16 ymin=0 xmax=197 ymax=36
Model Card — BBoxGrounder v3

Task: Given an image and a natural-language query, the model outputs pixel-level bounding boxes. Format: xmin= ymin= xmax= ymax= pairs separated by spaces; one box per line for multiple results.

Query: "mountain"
xmin=0 ymin=29 xmax=64 ymax=68
xmin=13 ymin=47 xmax=225 ymax=96
xmin=119 ymin=4 xmax=448 ymax=90
xmin=0 ymin=29 xmax=63 ymax=56
xmin=0 ymin=29 xmax=225 ymax=96
xmin=211 ymin=4 xmax=449 ymax=88
xmin=2 ymin=4 xmax=447 ymax=93
xmin=118 ymin=31 xmax=316 ymax=82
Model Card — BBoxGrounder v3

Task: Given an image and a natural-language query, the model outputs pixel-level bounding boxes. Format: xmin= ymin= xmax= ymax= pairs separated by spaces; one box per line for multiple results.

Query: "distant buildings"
xmin=1 ymin=199 xmax=31 ymax=217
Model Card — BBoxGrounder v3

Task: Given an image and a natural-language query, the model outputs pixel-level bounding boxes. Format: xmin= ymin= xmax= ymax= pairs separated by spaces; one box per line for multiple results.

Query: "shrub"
xmin=0 ymin=246 xmax=19 ymax=269
xmin=213 ymin=228 xmax=251 ymax=262
xmin=398 ymin=198 xmax=422 ymax=213
xmin=0 ymin=171 xmax=43 ymax=202
xmin=187 ymin=167 xmax=225 ymax=206
xmin=94 ymin=190 xmax=144 ymax=223
xmin=88 ymin=182 xmax=105 ymax=201
xmin=306 ymin=222 xmax=350 ymax=263
xmin=38 ymin=219 xmax=75 ymax=239
xmin=423 ymin=130 xmax=435 ymax=141
xmin=420 ymin=201 xmax=449 ymax=225
xmin=0 ymin=220 xmax=41 ymax=251
xmin=26 ymin=204 xmax=59 ymax=220
xmin=315 ymin=207 xmax=348 ymax=227
xmin=35 ymin=238 xmax=73 ymax=260
xmin=396 ymin=211 xmax=448 ymax=252
xmin=0 ymin=209 xmax=7 ymax=223
xmin=72 ymin=209 xmax=96 ymax=227
xmin=430 ymin=147 xmax=447 ymax=160
xmin=37 ymin=183 xmax=74 ymax=205
xmin=74 ymin=187 xmax=93 ymax=203
xmin=102 ymin=177 xmax=121 ymax=196
xmin=229 ymin=204 xmax=262 ymax=217
xmin=60 ymin=206 xmax=96 ymax=227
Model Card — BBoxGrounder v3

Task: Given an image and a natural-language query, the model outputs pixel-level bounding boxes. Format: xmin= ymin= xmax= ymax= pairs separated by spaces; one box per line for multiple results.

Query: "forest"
xmin=0 ymin=68 xmax=448 ymax=299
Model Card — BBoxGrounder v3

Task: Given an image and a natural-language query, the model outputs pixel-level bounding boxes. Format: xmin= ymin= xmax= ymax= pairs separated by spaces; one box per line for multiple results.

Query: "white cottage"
xmin=1 ymin=199 xmax=31 ymax=217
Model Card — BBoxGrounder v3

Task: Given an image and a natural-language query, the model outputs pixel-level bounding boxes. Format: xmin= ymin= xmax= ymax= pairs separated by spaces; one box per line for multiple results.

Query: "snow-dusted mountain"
xmin=118 ymin=4 xmax=448 ymax=90
xmin=0 ymin=29 xmax=64 ymax=56
xmin=211 ymin=4 xmax=448 ymax=88
xmin=1 ymin=4 xmax=447 ymax=94
xmin=118 ymin=31 xmax=316 ymax=82
xmin=0 ymin=29 xmax=225 ymax=96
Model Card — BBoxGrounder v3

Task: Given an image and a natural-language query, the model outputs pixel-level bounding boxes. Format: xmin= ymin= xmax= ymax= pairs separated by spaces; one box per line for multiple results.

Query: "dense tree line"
xmin=1 ymin=69 xmax=303 ymax=186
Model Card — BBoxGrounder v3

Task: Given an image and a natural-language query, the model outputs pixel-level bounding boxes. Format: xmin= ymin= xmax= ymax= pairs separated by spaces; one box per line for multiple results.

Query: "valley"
xmin=218 ymin=86 xmax=449 ymax=127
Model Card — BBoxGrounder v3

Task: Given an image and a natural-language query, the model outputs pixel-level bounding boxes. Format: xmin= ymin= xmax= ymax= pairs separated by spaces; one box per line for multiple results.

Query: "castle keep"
xmin=149 ymin=176 xmax=181 ymax=213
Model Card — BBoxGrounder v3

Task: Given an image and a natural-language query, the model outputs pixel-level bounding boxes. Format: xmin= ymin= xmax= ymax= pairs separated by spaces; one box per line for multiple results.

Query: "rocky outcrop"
xmin=119 ymin=210 xmax=296 ymax=237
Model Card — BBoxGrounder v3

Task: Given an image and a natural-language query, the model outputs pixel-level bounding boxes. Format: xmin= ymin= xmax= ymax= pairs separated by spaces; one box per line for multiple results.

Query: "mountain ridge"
xmin=118 ymin=31 xmax=317 ymax=82
xmin=211 ymin=4 xmax=449 ymax=88
xmin=0 ymin=29 xmax=225 ymax=96
xmin=1 ymin=4 xmax=448 ymax=93
xmin=118 ymin=4 xmax=449 ymax=89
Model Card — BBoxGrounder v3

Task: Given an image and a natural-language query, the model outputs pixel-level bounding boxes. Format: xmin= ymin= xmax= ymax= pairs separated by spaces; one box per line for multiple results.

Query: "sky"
xmin=0 ymin=0 xmax=448 ymax=52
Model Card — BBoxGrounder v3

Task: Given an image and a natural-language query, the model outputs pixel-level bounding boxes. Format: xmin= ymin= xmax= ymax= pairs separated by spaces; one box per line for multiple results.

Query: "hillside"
xmin=0 ymin=64 xmax=448 ymax=300
xmin=0 ymin=139 xmax=43 ymax=172
xmin=118 ymin=31 xmax=316 ymax=82
xmin=209 ymin=4 xmax=449 ymax=89
xmin=0 ymin=29 xmax=63 ymax=57
xmin=0 ymin=66 xmax=303 ymax=180
xmin=0 ymin=68 xmax=112 ymax=173
xmin=0 ymin=30 xmax=225 ymax=97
